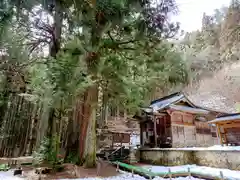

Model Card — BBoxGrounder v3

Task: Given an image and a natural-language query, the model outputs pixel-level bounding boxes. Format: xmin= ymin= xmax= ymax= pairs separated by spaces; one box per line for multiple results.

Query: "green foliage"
xmin=33 ymin=136 xmax=51 ymax=165
xmin=0 ymin=0 xmax=190 ymax=167
xmin=3 ymin=0 xmax=188 ymax=114
xmin=33 ymin=135 xmax=63 ymax=166
xmin=0 ymin=164 xmax=10 ymax=171
xmin=0 ymin=0 xmax=14 ymax=42
xmin=65 ymin=151 xmax=80 ymax=165
xmin=100 ymin=42 xmax=189 ymax=113
xmin=29 ymin=50 xmax=93 ymax=109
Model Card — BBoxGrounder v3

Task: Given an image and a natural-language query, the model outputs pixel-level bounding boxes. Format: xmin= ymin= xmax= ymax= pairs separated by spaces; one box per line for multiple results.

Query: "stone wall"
xmin=140 ymin=148 xmax=240 ymax=170
xmin=194 ymin=150 xmax=240 ymax=170
xmin=140 ymin=148 xmax=194 ymax=166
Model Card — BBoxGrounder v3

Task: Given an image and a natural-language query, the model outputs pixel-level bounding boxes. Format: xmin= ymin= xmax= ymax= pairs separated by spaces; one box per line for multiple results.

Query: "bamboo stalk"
xmin=22 ymin=101 xmax=32 ymax=156
xmin=7 ymin=95 xmax=18 ymax=157
xmin=26 ymin=103 xmax=38 ymax=155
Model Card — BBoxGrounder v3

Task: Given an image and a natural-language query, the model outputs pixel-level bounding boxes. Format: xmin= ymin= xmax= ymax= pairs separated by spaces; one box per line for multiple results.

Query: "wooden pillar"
xmin=223 ymin=127 xmax=227 ymax=145
xmin=120 ymin=133 xmax=123 ymax=156
xmin=216 ymin=124 xmax=220 ymax=143
xmin=216 ymin=124 xmax=223 ymax=145
xmin=140 ymin=122 xmax=143 ymax=146
xmin=112 ymin=133 xmax=114 ymax=148
xmin=153 ymin=115 xmax=157 ymax=147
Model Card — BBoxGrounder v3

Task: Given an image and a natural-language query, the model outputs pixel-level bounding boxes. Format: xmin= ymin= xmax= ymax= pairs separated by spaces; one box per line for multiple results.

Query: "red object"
xmin=57 ymin=154 xmax=64 ymax=159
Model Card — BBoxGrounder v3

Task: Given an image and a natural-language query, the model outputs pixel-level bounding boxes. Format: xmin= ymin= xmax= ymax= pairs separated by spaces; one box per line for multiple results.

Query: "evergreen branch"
xmin=116 ymin=39 xmax=137 ymax=45
xmin=119 ymin=47 xmax=136 ymax=50
xmin=24 ymin=39 xmax=50 ymax=54
xmin=107 ymin=31 xmax=114 ymax=41
xmin=34 ymin=20 xmax=53 ymax=36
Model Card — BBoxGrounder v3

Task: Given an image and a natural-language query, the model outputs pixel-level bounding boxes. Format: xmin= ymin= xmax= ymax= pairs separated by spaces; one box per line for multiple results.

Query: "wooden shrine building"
xmin=208 ymin=113 xmax=240 ymax=146
xmin=134 ymin=92 xmax=227 ymax=148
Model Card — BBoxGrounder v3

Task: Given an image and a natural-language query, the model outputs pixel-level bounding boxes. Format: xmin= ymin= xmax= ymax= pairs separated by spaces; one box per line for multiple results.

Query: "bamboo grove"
xmin=0 ymin=0 xmax=189 ymax=167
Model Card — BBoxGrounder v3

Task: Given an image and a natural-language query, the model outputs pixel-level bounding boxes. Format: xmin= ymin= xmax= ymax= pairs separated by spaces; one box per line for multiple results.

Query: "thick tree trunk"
xmin=79 ymin=85 xmax=98 ymax=168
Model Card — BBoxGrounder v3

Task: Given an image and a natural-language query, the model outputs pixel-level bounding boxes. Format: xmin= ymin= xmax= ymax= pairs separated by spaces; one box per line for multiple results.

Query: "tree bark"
xmin=64 ymin=99 xmax=82 ymax=163
xmin=100 ymin=91 xmax=108 ymax=128
xmin=79 ymin=85 xmax=98 ymax=168
xmin=26 ymin=103 xmax=38 ymax=155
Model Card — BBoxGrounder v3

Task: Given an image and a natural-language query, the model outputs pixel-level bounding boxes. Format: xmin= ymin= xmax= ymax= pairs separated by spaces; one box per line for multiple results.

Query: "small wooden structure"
xmin=134 ymin=92 xmax=227 ymax=148
xmin=98 ymin=129 xmax=131 ymax=149
xmin=97 ymin=116 xmax=140 ymax=150
xmin=208 ymin=113 xmax=240 ymax=146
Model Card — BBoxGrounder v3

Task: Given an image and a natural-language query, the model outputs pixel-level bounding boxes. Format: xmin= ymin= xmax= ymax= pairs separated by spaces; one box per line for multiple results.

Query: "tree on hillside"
xmin=178 ymin=2 xmax=240 ymax=82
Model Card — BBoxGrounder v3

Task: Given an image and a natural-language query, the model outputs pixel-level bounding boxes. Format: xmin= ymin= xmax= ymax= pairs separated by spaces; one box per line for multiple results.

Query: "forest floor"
xmin=0 ymin=169 xmax=205 ymax=180
xmin=0 ymin=163 xmax=204 ymax=180
xmin=9 ymin=162 xmax=120 ymax=179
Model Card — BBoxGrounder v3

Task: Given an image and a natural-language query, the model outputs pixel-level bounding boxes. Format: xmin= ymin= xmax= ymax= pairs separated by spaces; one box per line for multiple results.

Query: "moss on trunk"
xmin=83 ymin=101 xmax=97 ymax=168
xmin=79 ymin=85 xmax=98 ymax=168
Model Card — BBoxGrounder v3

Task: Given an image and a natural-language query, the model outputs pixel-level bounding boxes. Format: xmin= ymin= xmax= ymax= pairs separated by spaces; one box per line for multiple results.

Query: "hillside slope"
xmin=185 ymin=62 xmax=240 ymax=113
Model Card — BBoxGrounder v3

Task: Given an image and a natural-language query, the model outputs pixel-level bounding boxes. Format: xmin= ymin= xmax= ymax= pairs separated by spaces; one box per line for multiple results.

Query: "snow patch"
xmin=60 ymin=170 xmax=204 ymax=180
xmin=165 ymin=145 xmax=240 ymax=151
xmin=60 ymin=170 xmax=146 ymax=180
xmin=142 ymin=165 xmax=240 ymax=180
xmin=153 ymin=177 xmax=204 ymax=180
xmin=0 ymin=170 xmax=22 ymax=180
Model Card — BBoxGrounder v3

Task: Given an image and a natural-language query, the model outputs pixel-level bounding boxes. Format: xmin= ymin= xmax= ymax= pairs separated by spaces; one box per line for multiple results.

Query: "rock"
xmin=13 ymin=168 xmax=22 ymax=176
xmin=35 ymin=167 xmax=52 ymax=174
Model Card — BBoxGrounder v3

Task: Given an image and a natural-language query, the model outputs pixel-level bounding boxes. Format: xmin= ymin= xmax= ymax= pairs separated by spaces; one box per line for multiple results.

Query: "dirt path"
xmin=21 ymin=162 xmax=119 ymax=179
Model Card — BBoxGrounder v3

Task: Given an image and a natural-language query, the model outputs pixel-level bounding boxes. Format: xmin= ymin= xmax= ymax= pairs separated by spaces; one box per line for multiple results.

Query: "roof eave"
xmin=208 ymin=115 xmax=240 ymax=124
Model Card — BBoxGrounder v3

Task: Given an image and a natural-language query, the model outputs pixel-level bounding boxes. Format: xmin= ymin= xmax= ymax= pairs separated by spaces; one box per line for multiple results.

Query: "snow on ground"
xmin=60 ymin=164 xmax=240 ymax=180
xmin=60 ymin=170 xmax=204 ymax=180
xmin=204 ymin=145 xmax=240 ymax=150
xmin=150 ymin=145 xmax=240 ymax=151
xmin=142 ymin=165 xmax=240 ymax=180
xmin=60 ymin=170 xmax=146 ymax=180
xmin=1 ymin=163 xmax=240 ymax=180
xmin=0 ymin=170 xmax=22 ymax=180
xmin=153 ymin=177 xmax=205 ymax=180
